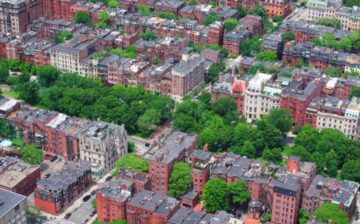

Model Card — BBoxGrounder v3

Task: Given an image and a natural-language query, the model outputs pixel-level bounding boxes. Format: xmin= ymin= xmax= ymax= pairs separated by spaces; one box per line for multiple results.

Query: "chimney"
xmin=287 ymin=156 xmax=300 ymax=173
xmin=203 ymin=144 xmax=209 ymax=152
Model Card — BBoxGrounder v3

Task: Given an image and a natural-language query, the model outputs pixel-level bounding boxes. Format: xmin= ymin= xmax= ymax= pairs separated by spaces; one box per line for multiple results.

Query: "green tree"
xmin=236 ymin=4 xmax=247 ymax=19
xmin=91 ymin=199 xmax=96 ymax=208
xmin=233 ymin=122 xmax=264 ymax=152
xmin=141 ymin=31 xmax=158 ymax=41
xmin=107 ymin=0 xmax=119 ymax=8
xmin=272 ymin=15 xmax=283 ymax=22
xmin=96 ymin=11 xmax=110 ymax=28
xmin=203 ymin=178 xmax=229 ymax=213
xmin=349 ymin=87 xmax=360 ymax=99
xmin=55 ymin=30 xmax=72 ymax=44
xmin=157 ymin=12 xmax=177 ymax=20
xmin=188 ymin=0 xmax=198 ymax=5
xmin=36 ymin=65 xmax=61 ymax=87
xmin=211 ymin=97 xmax=239 ymax=124
xmin=22 ymin=144 xmax=43 ymax=165
xmin=341 ymin=159 xmax=360 ymax=182
xmin=314 ymin=18 xmax=341 ymax=29
xmin=0 ymin=66 xmax=9 ymax=83
xmin=224 ymin=18 xmax=238 ymax=32
xmin=241 ymin=141 xmax=255 ymax=158
xmin=298 ymin=208 xmax=310 ymax=224
xmin=72 ymin=11 xmax=92 ymax=25
xmin=228 ymin=180 xmax=250 ymax=207
xmin=136 ymin=109 xmax=160 ymax=135
xmin=168 ymin=162 xmax=192 ymax=198
xmin=256 ymin=51 xmax=277 ymax=61
xmin=324 ymin=66 xmax=342 ymax=77
xmin=204 ymin=12 xmax=220 ymax=26
xmin=264 ymin=108 xmax=293 ymax=133
xmin=247 ymin=5 xmax=267 ymax=17
xmin=240 ymin=36 xmax=261 ymax=56
xmin=138 ymin=5 xmax=151 ymax=16
xmin=281 ymin=31 xmax=295 ymax=43
xmin=256 ymin=120 xmax=282 ymax=149
xmin=344 ymin=0 xmax=360 ymax=6
xmin=295 ymin=125 xmax=319 ymax=153
xmin=0 ymin=118 xmax=15 ymax=138
xmin=340 ymin=37 xmax=352 ymax=52
xmin=17 ymin=81 xmax=40 ymax=105
xmin=262 ymin=213 xmax=271 ymax=222
xmin=262 ymin=147 xmax=282 ymax=164
xmin=199 ymin=115 xmax=232 ymax=151
xmin=295 ymin=58 xmax=305 ymax=68
xmin=109 ymin=220 xmax=127 ymax=224
xmin=313 ymin=203 xmax=349 ymax=224
xmin=113 ymin=153 xmax=148 ymax=174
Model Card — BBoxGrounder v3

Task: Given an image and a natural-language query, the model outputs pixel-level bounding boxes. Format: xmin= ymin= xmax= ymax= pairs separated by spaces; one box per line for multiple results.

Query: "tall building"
xmin=0 ymin=188 xmax=27 ymax=224
xmin=263 ymin=0 xmax=292 ymax=17
xmin=144 ymin=131 xmax=197 ymax=195
xmin=79 ymin=121 xmax=128 ymax=179
xmin=0 ymin=0 xmax=43 ymax=33
xmin=34 ymin=161 xmax=92 ymax=215
xmin=171 ymin=55 xmax=205 ymax=101
xmin=244 ymin=73 xmax=282 ymax=122
xmin=190 ymin=149 xmax=212 ymax=193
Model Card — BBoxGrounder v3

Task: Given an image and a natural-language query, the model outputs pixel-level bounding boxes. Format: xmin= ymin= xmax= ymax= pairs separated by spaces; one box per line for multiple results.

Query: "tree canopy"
xmin=55 ymin=30 xmax=72 ymax=44
xmin=314 ymin=18 xmax=341 ymax=29
xmin=229 ymin=180 xmax=250 ymax=207
xmin=72 ymin=11 xmax=92 ymax=26
xmin=141 ymin=31 xmax=158 ymax=41
xmin=203 ymin=178 xmax=229 ymax=212
xmin=256 ymin=51 xmax=277 ymax=62
xmin=224 ymin=19 xmax=238 ymax=32
xmin=22 ymin=144 xmax=43 ymax=165
xmin=168 ymin=162 xmax=192 ymax=198
xmin=263 ymin=108 xmax=293 ymax=133
xmin=204 ymin=12 xmax=220 ymax=26
xmin=313 ymin=203 xmax=349 ymax=224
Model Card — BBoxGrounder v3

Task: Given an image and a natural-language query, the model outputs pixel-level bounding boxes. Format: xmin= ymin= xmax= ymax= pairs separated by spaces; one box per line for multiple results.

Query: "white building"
xmin=244 ymin=73 xmax=281 ymax=122
xmin=79 ymin=121 xmax=128 ymax=179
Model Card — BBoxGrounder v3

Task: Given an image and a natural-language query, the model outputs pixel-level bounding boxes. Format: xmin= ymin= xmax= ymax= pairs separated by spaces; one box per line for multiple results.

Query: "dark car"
xmin=145 ymin=143 xmax=151 ymax=147
xmin=50 ymin=155 xmax=58 ymax=162
xmin=44 ymin=173 xmax=51 ymax=178
xmin=90 ymin=209 xmax=96 ymax=217
xmin=83 ymin=195 xmax=91 ymax=202
xmin=105 ymin=176 xmax=113 ymax=181
xmin=91 ymin=190 xmax=96 ymax=196
xmin=64 ymin=213 xmax=72 ymax=219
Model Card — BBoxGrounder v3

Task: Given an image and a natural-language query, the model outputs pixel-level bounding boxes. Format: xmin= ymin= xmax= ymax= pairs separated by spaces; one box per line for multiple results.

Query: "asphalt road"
xmin=67 ymin=195 xmax=96 ymax=224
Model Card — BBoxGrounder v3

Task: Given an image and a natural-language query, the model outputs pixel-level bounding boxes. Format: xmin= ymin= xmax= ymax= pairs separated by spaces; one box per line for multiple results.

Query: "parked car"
xmin=50 ymin=155 xmax=58 ymax=162
xmin=105 ymin=176 xmax=112 ymax=181
xmin=91 ymin=190 xmax=96 ymax=196
xmin=145 ymin=143 xmax=151 ymax=147
xmin=64 ymin=213 xmax=71 ymax=219
xmin=81 ymin=218 xmax=88 ymax=224
xmin=83 ymin=195 xmax=91 ymax=202
xmin=90 ymin=209 xmax=96 ymax=217
xmin=44 ymin=173 xmax=51 ymax=178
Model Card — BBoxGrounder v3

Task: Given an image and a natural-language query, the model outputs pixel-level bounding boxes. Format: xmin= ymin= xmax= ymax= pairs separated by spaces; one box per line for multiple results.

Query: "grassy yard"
xmin=2 ymin=89 xmax=19 ymax=98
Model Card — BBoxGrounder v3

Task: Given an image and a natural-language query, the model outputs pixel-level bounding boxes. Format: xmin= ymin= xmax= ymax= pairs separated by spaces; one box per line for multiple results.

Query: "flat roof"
xmin=0 ymin=188 xmax=26 ymax=220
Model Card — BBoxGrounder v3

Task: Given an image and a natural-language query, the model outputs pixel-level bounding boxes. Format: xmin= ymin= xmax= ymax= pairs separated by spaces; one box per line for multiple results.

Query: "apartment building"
xmin=34 ymin=161 xmax=92 ymax=215
xmin=79 ymin=121 xmax=128 ymax=179
xmin=116 ymin=168 xmax=151 ymax=194
xmin=0 ymin=188 xmax=27 ymax=224
xmin=0 ymin=0 xmax=43 ymax=33
xmin=168 ymin=207 xmax=234 ymax=224
xmin=0 ymin=97 xmax=20 ymax=118
xmin=307 ymin=0 xmax=360 ymax=31
xmin=126 ymin=190 xmax=180 ymax=224
xmin=243 ymin=73 xmax=282 ymax=122
xmin=263 ymin=0 xmax=292 ymax=17
xmin=306 ymin=96 xmax=360 ymax=139
xmin=280 ymin=79 xmax=321 ymax=126
xmin=0 ymin=156 xmax=41 ymax=196
xmin=171 ymin=55 xmax=205 ymax=101
xmin=302 ymin=175 xmax=359 ymax=219
xmin=96 ymin=179 xmax=133 ymax=223
xmin=190 ymin=149 xmax=212 ymax=193
xmin=223 ymin=28 xmax=252 ymax=55
xmin=144 ymin=131 xmax=197 ymax=195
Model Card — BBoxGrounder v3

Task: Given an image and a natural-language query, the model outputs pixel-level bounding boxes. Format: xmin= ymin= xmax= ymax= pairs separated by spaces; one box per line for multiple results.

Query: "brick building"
xmin=116 ymin=168 xmax=151 ymax=193
xmin=43 ymin=0 xmax=78 ymax=20
xmin=171 ymin=55 xmax=205 ymax=101
xmin=302 ymin=175 xmax=359 ymax=219
xmin=34 ymin=161 xmax=92 ymax=215
xmin=96 ymin=179 xmax=133 ymax=223
xmin=126 ymin=190 xmax=180 ymax=224
xmin=190 ymin=149 xmax=212 ymax=193
xmin=0 ymin=156 xmax=41 ymax=196
xmin=238 ymin=15 xmax=264 ymax=36
xmin=144 ymin=131 xmax=197 ymax=195
xmin=223 ymin=28 xmax=251 ymax=55
xmin=263 ymin=0 xmax=292 ymax=17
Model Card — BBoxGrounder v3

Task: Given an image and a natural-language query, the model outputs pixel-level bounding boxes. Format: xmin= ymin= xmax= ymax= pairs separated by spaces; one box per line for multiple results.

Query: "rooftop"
xmin=0 ymin=188 xmax=26 ymax=220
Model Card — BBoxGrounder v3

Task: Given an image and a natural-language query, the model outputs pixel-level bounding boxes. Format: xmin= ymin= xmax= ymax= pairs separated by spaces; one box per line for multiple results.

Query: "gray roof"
xmin=0 ymin=188 xmax=26 ymax=220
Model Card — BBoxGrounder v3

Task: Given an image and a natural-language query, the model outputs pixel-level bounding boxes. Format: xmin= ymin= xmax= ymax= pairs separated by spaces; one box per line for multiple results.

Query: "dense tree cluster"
xmin=55 ymin=30 xmax=72 ymax=44
xmin=313 ymin=203 xmax=349 ymax=224
xmin=72 ymin=11 xmax=93 ymax=26
xmin=22 ymin=144 xmax=43 ymax=165
xmin=203 ymin=178 xmax=250 ymax=213
xmin=314 ymin=18 xmax=341 ymax=29
xmin=173 ymin=96 xmax=286 ymax=155
xmin=168 ymin=162 xmax=192 ymax=198
xmin=290 ymin=126 xmax=360 ymax=178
